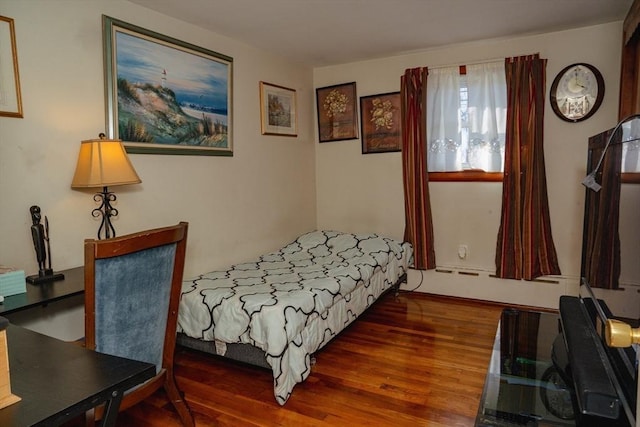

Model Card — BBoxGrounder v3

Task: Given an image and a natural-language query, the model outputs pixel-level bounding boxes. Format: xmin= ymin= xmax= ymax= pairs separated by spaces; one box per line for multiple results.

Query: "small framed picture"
xmin=259 ymin=81 xmax=297 ymax=136
xmin=360 ymin=92 xmax=402 ymax=154
xmin=0 ymin=16 xmax=23 ymax=118
xmin=316 ymin=82 xmax=358 ymax=142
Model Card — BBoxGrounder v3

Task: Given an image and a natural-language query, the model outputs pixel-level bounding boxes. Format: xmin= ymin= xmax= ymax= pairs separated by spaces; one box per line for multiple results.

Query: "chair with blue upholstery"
xmin=83 ymin=222 xmax=194 ymax=426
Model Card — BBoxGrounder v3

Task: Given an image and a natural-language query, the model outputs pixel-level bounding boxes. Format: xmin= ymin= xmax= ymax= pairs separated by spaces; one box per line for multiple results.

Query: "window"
xmin=622 ymin=119 xmax=640 ymax=174
xmin=426 ymin=61 xmax=507 ymax=181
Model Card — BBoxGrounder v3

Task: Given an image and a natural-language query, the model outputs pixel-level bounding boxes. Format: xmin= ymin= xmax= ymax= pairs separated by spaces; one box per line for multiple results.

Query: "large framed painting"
xmin=360 ymin=92 xmax=402 ymax=154
xmin=103 ymin=15 xmax=233 ymax=156
xmin=316 ymin=82 xmax=358 ymax=142
xmin=259 ymin=81 xmax=297 ymax=136
xmin=0 ymin=16 xmax=23 ymax=118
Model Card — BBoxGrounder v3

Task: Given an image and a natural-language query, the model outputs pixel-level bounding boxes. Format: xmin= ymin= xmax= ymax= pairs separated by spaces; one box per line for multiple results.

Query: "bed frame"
xmin=177 ymin=272 xmax=407 ymax=370
xmin=176 ymin=231 xmax=413 ymax=404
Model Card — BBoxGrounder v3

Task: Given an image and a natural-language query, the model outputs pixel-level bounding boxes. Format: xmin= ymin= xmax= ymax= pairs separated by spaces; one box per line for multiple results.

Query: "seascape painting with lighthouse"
xmin=105 ymin=17 xmax=233 ymax=155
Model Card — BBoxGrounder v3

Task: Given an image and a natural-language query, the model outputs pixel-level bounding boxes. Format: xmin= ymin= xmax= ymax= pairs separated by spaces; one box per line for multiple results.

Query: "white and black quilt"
xmin=178 ymin=230 xmax=413 ymax=404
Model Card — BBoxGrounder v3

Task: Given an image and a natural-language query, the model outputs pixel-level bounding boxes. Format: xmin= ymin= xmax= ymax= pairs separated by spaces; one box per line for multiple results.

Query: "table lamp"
xmin=71 ymin=134 xmax=141 ymax=239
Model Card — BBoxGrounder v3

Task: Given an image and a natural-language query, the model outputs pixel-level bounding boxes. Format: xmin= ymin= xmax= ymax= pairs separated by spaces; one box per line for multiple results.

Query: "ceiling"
xmin=129 ymin=0 xmax=633 ymax=67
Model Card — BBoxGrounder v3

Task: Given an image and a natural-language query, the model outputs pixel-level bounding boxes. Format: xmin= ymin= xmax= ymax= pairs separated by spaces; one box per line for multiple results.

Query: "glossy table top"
xmin=0 ymin=324 xmax=155 ymax=426
xmin=476 ymin=308 xmax=576 ymax=426
xmin=0 ymin=267 xmax=84 ymax=315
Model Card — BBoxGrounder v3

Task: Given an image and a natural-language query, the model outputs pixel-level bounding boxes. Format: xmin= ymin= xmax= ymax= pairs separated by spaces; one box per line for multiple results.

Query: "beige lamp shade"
xmin=71 ymin=138 xmax=141 ymax=188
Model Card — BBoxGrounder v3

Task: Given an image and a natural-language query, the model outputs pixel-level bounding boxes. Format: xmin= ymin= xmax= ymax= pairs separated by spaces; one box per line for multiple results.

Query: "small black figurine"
xmin=26 ymin=205 xmax=64 ymax=284
xmin=30 ymin=206 xmax=47 ymax=272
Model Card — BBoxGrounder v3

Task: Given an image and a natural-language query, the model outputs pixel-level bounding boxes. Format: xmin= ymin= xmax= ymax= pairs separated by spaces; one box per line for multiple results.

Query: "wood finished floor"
xmin=115 ymin=292 xmax=508 ymax=426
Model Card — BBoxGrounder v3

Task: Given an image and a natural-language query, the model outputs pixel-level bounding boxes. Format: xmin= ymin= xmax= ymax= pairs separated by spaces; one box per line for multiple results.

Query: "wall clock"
xmin=550 ymin=63 xmax=605 ymax=123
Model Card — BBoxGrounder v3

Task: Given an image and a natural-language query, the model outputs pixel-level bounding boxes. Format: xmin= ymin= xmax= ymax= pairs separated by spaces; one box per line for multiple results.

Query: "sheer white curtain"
xmin=427 ymin=66 xmax=460 ymax=171
xmin=427 ymin=61 xmax=507 ymax=172
xmin=466 ymin=62 xmax=507 ymax=172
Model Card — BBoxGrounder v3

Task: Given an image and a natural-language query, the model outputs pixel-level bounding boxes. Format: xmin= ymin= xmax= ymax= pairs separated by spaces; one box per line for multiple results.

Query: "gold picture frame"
xmin=360 ymin=92 xmax=402 ymax=154
xmin=316 ymin=82 xmax=358 ymax=142
xmin=0 ymin=16 xmax=23 ymax=118
xmin=103 ymin=15 xmax=233 ymax=156
xmin=259 ymin=81 xmax=297 ymax=136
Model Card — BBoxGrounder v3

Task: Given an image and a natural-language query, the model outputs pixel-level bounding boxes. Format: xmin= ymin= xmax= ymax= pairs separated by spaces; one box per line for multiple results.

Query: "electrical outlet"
xmin=458 ymin=244 xmax=468 ymax=260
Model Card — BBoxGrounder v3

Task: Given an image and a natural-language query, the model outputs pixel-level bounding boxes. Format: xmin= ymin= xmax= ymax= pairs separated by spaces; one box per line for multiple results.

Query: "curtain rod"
xmin=427 ymin=53 xmax=540 ymax=70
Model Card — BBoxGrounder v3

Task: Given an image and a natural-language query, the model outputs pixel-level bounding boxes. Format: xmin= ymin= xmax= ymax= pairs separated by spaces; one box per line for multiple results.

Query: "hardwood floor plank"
xmin=116 ymin=292 xmax=507 ymax=426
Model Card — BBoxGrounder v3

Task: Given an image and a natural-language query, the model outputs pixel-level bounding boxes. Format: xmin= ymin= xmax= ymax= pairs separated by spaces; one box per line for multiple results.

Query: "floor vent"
xmin=532 ymin=278 xmax=560 ymax=284
xmin=458 ymin=271 xmax=480 ymax=276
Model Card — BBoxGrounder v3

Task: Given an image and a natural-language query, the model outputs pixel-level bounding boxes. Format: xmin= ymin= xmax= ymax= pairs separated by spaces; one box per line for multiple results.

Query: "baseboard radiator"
xmin=405 ymin=266 xmax=640 ymax=318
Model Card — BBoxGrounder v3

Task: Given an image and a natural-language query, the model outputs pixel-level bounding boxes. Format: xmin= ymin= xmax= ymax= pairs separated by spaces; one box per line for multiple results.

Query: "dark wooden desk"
xmin=0 ymin=267 xmax=84 ymax=316
xmin=0 ymin=325 xmax=155 ymax=426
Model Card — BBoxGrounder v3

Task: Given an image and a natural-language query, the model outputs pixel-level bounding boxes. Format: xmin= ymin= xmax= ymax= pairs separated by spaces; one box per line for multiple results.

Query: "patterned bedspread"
xmin=178 ymin=230 xmax=413 ymax=404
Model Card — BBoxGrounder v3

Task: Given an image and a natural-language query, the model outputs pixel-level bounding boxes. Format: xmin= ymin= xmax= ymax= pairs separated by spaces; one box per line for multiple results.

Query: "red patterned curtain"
xmin=495 ymin=55 xmax=561 ymax=280
xmin=401 ymin=67 xmax=436 ymax=270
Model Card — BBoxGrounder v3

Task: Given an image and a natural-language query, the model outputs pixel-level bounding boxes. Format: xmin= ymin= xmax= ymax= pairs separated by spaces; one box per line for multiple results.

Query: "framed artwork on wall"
xmin=0 ymin=16 xmax=23 ymax=118
xmin=259 ymin=81 xmax=297 ymax=136
xmin=316 ymin=82 xmax=358 ymax=142
xmin=360 ymin=92 xmax=402 ymax=154
xmin=103 ymin=15 xmax=233 ymax=156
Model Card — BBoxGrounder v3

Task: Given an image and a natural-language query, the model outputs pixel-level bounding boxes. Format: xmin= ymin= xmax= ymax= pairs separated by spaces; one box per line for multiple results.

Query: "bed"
xmin=177 ymin=230 xmax=413 ymax=404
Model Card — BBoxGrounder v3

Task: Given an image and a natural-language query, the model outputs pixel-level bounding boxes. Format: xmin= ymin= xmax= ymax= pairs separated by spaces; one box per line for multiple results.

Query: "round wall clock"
xmin=550 ymin=63 xmax=605 ymax=123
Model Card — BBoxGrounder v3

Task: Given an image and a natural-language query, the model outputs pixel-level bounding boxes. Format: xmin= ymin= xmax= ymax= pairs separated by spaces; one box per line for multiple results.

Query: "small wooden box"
xmin=0 ymin=326 xmax=20 ymax=409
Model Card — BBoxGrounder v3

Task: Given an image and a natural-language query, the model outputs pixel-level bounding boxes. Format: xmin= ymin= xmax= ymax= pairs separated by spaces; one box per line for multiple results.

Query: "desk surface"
xmin=0 ymin=325 xmax=155 ymax=426
xmin=0 ymin=267 xmax=84 ymax=316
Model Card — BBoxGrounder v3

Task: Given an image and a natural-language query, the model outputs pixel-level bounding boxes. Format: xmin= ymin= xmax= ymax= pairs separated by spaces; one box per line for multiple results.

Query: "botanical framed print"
xmin=103 ymin=15 xmax=233 ymax=156
xmin=316 ymin=82 xmax=358 ymax=142
xmin=259 ymin=81 xmax=297 ymax=136
xmin=0 ymin=16 xmax=23 ymax=118
xmin=360 ymin=92 xmax=402 ymax=154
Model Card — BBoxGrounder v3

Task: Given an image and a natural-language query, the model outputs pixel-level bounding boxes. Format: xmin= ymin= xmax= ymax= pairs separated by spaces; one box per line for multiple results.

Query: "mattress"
xmin=177 ymin=230 xmax=413 ymax=404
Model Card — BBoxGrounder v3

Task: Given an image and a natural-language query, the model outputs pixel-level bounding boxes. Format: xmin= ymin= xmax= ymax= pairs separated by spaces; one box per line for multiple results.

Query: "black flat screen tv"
xmin=575 ymin=116 xmax=640 ymax=426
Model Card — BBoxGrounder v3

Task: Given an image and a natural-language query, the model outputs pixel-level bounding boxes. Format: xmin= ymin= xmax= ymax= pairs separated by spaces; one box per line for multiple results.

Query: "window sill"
xmin=428 ymin=171 xmax=503 ymax=182
xmin=622 ymin=172 xmax=640 ymax=183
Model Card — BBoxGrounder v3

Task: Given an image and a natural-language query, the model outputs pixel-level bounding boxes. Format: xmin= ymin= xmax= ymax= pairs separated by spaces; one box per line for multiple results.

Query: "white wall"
xmin=0 ymin=0 xmax=317 ymax=278
xmin=0 ymin=0 xmax=316 ymax=338
xmin=314 ymin=22 xmax=640 ymax=313
xmin=2 ymin=1 xmax=636 ymax=337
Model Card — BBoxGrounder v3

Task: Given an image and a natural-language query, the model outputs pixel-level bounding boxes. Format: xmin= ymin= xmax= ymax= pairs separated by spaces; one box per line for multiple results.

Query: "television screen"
xmin=578 ymin=115 xmax=640 ymax=426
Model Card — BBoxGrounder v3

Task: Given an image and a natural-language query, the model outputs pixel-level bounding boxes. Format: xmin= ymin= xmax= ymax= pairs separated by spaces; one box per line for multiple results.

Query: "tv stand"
xmin=476 ymin=307 xmax=636 ymax=426
xmin=476 ymin=308 xmax=575 ymax=426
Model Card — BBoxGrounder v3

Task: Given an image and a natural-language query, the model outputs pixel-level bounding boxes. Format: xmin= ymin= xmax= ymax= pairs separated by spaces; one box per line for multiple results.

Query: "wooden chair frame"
xmin=84 ymin=222 xmax=194 ymax=427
